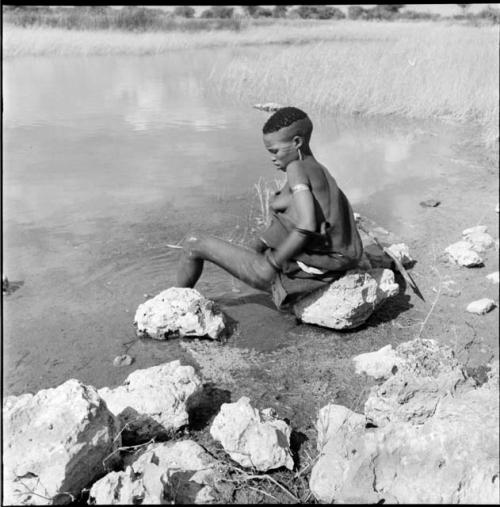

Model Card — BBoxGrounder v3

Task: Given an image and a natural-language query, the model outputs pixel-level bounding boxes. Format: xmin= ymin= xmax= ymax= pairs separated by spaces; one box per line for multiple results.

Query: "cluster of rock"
xmin=3 ymin=359 xmax=295 ymax=505
xmin=443 ymin=225 xmax=498 ymax=315
xmin=310 ymin=339 xmax=499 ymax=504
xmin=4 ymin=336 xmax=498 ymax=505
xmin=445 ymin=225 xmax=495 ymax=267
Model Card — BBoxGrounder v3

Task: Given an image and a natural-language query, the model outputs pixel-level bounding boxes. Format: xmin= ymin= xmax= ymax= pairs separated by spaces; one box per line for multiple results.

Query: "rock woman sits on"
xmin=177 ymin=106 xmax=363 ymax=309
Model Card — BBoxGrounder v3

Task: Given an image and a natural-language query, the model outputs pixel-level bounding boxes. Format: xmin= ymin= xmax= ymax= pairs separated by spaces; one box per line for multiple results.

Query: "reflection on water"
xmin=3 ymin=48 xmax=468 ymax=395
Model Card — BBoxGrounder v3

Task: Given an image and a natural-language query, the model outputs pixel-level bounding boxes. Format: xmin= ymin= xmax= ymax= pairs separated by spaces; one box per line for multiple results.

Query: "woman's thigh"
xmin=184 ymin=234 xmax=273 ymax=292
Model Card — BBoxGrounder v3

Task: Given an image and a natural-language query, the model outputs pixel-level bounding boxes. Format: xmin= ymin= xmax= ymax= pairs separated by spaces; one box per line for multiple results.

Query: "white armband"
xmin=291 ymin=183 xmax=310 ymax=194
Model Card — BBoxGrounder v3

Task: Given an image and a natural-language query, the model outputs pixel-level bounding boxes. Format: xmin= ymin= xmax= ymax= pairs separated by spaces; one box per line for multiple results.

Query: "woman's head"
xmin=262 ymin=107 xmax=313 ymax=171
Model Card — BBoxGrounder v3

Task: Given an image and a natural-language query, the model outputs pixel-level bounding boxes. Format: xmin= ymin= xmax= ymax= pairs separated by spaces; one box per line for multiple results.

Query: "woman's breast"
xmin=270 ymin=189 xmax=292 ymax=212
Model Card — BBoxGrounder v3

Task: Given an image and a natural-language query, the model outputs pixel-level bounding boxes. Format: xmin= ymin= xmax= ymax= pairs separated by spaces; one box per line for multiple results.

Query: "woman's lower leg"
xmin=175 ymin=234 xmax=271 ymax=292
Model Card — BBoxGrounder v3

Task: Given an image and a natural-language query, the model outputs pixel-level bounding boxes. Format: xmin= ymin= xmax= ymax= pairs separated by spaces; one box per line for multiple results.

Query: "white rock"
xmin=89 ymin=440 xmax=219 ymax=505
xmin=310 ymin=342 xmax=500 ymax=504
xmin=99 ymin=360 xmax=202 ymax=442
xmin=353 ymin=344 xmax=402 ymax=380
xmin=445 ymin=240 xmax=483 ymax=267
xmin=466 ymin=298 xmax=496 ymax=315
xmin=496 ymin=203 xmax=499 ymax=213
xmin=486 ymin=271 xmax=499 ymax=284
xmin=386 ymin=243 xmax=414 ymax=266
xmin=3 ymin=379 xmax=120 ymax=505
xmin=210 ymin=397 xmax=293 ymax=472
xmin=134 ymin=287 xmax=226 ymax=340
xmin=293 ymin=268 xmax=399 ymax=330
xmin=462 ymin=226 xmax=495 ymax=252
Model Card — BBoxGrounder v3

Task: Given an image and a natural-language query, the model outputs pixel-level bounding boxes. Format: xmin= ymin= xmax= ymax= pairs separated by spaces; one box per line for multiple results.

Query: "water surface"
xmin=3 ymin=48 xmax=470 ymax=395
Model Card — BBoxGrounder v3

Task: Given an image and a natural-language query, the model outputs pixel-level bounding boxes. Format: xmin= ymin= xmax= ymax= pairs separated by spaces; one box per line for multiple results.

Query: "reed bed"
xmin=213 ymin=21 xmax=499 ymax=147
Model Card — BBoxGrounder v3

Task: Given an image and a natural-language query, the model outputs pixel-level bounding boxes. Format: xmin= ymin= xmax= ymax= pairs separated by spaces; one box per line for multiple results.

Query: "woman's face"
xmin=263 ymin=130 xmax=300 ymax=171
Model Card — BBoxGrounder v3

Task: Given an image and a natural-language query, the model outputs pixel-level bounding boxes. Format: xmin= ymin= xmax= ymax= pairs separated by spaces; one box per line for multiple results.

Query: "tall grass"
xmin=213 ymin=21 xmax=499 ymax=147
xmin=2 ymin=20 xmax=404 ymax=57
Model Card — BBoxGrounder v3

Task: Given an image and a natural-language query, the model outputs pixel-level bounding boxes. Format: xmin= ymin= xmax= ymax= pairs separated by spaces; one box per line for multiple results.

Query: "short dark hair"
xmin=262 ymin=106 xmax=309 ymax=134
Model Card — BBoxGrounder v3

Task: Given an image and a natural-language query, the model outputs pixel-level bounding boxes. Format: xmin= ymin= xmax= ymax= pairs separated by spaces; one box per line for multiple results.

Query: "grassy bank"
xmin=3 ymin=20 xmax=498 ymax=147
xmin=213 ymin=21 xmax=499 ymax=147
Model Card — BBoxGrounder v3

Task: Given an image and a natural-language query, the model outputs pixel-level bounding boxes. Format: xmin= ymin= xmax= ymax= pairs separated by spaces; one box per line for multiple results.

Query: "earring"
xmin=297 ymin=148 xmax=303 ymax=161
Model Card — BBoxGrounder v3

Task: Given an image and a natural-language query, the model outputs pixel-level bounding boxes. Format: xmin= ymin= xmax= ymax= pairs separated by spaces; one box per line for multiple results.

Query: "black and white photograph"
xmin=2 ymin=3 xmax=499 ymax=504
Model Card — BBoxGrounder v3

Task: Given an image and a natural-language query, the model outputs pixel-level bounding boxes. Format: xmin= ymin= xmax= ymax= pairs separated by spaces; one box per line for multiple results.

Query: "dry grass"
xmin=213 ymin=21 xmax=499 ymax=147
xmin=3 ymin=19 xmax=396 ymax=57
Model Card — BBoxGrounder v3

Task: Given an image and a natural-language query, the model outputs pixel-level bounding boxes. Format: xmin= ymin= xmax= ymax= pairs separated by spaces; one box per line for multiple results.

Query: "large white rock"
xmin=352 ymin=344 xmax=402 ymax=380
xmin=445 ymin=240 xmax=483 ymax=267
xmin=466 ymin=298 xmax=496 ymax=315
xmin=486 ymin=271 xmax=500 ymax=284
xmin=293 ymin=268 xmax=399 ymax=330
xmin=386 ymin=243 xmax=414 ymax=266
xmin=99 ymin=360 xmax=202 ymax=443
xmin=210 ymin=397 xmax=293 ymax=472
xmin=89 ymin=440 xmax=220 ymax=504
xmin=134 ymin=287 xmax=226 ymax=340
xmin=3 ymin=379 xmax=120 ymax=505
xmin=462 ymin=225 xmax=495 ymax=252
xmin=310 ymin=350 xmax=500 ymax=504
xmin=364 ymin=339 xmax=472 ymax=427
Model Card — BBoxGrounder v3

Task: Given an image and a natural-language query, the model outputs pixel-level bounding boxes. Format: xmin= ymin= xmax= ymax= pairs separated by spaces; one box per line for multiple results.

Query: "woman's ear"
xmin=293 ymin=135 xmax=304 ymax=149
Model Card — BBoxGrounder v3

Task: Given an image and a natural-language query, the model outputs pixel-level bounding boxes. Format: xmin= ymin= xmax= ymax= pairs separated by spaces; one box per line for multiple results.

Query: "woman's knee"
xmin=182 ymin=233 xmax=209 ymax=258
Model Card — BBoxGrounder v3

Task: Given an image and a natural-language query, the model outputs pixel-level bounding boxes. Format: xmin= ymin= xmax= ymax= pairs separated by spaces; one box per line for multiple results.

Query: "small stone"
xmin=113 ymin=354 xmax=133 ymax=367
xmin=495 ymin=203 xmax=499 ymax=213
xmin=486 ymin=272 xmax=499 ymax=284
xmin=419 ymin=199 xmax=440 ymax=207
xmin=466 ymin=298 xmax=496 ymax=315
xmin=2 ymin=274 xmax=9 ymax=292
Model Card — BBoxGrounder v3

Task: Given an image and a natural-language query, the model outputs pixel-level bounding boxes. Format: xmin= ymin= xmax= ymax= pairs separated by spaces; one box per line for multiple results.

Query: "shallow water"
xmin=3 ymin=49 xmax=473 ymax=395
